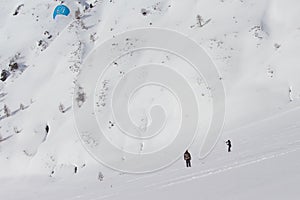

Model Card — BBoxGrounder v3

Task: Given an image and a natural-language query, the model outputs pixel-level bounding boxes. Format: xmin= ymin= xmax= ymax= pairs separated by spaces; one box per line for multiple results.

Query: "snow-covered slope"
xmin=0 ymin=0 xmax=300 ymax=199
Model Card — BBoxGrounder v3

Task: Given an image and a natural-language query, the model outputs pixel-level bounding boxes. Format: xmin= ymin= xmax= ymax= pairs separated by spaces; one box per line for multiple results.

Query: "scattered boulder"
xmin=37 ymin=39 xmax=48 ymax=51
xmin=9 ymin=62 xmax=18 ymax=71
xmin=141 ymin=8 xmax=149 ymax=16
xmin=44 ymin=31 xmax=52 ymax=39
xmin=0 ymin=70 xmax=9 ymax=81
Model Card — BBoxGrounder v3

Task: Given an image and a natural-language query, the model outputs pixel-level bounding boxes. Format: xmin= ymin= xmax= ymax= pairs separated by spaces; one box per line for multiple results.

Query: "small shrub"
xmin=98 ymin=172 xmax=104 ymax=181
xmin=59 ymin=103 xmax=65 ymax=113
xmin=75 ymin=8 xmax=81 ymax=19
xmin=20 ymin=103 xmax=25 ymax=110
xmin=76 ymin=86 xmax=86 ymax=107
xmin=14 ymin=126 xmax=21 ymax=134
xmin=4 ymin=104 xmax=11 ymax=117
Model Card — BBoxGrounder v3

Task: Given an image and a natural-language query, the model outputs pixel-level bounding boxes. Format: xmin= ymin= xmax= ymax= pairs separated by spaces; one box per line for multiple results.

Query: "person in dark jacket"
xmin=45 ymin=124 xmax=49 ymax=133
xmin=226 ymin=140 xmax=232 ymax=152
xmin=184 ymin=150 xmax=191 ymax=167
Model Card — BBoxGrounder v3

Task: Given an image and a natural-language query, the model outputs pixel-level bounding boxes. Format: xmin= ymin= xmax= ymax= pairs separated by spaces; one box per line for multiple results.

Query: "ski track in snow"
xmin=158 ymin=147 xmax=300 ymax=189
xmin=82 ymin=105 xmax=300 ymax=200
xmin=94 ymin=148 xmax=300 ymax=200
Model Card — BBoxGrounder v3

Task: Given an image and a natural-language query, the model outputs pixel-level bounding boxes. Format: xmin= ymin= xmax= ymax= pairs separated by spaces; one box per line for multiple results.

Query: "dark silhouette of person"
xmin=45 ymin=124 xmax=49 ymax=133
xmin=184 ymin=150 xmax=191 ymax=167
xmin=226 ymin=140 xmax=232 ymax=152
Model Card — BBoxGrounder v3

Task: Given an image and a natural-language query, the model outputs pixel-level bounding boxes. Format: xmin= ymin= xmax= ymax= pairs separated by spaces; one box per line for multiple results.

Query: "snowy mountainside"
xmin=0 ymin=0 xmax=300 ymax=199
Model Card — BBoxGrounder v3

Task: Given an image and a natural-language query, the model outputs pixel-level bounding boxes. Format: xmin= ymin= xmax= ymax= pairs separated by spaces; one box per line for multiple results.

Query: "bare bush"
xmin=20 ymin=103 xmax=25 ymax=110
xmin=75 ymin=8 xmax=81 ymax=19
xmin=4 ymin=104 xmax=11 ymax=117
xmin=98 ymin=172 xmax=104 ymax=181
xmin=14 ymin=126 xmax=21 ymax=134
xmin=76 ymin=86 xmax=86 ymax=107
xmin=59 ymin=103 xmax=65 ymax=113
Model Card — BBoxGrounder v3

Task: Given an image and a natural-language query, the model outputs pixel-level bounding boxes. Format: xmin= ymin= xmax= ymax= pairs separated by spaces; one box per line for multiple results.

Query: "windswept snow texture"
xmin=0 ymin=0 xmax=300 ymax=199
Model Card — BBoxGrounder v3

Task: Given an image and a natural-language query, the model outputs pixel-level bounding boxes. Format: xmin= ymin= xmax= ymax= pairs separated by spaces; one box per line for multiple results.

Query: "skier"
xmin=226 ymin=140 xmax=232 ymax=152
xmin=184 ymin=150 xmax=192 ymax=167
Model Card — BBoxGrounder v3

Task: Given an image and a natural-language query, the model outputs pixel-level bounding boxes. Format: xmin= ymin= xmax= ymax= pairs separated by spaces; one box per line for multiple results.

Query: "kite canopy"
xmin=53 ymin=5 xmax=70 ymax=19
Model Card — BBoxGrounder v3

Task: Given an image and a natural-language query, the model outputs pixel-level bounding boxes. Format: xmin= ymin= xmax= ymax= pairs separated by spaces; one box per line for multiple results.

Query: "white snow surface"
xmin=0 ymin=0 xmax=300 ymax=199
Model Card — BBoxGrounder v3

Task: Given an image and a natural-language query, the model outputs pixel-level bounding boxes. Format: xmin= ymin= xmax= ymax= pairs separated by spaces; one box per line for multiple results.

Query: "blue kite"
xmin=53 ymin=5 xmax=70 ymax=19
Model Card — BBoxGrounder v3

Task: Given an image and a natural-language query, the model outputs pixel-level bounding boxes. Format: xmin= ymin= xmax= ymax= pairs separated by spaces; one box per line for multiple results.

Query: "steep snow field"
xmin=0 ymin=0 xmax=300 ymax=199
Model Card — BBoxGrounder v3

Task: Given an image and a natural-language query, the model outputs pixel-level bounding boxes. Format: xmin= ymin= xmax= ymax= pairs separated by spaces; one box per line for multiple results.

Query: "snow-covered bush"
xmin=75 ymin=8 xmax=81 ymax=19
xmin=4 ymin=104 xmax=11 ymax=117
xmin=20 ymin=103 xmax=25 ymax=110
xmin=98 ymin=172 xmax=104 ymax=181
xmin=59 ymin=103 xmax=65 ymax=113
xmin=13 ymin=126 xmax=21 ymax=134
xmin=76 ymin=86 xmax=86 ymax=107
